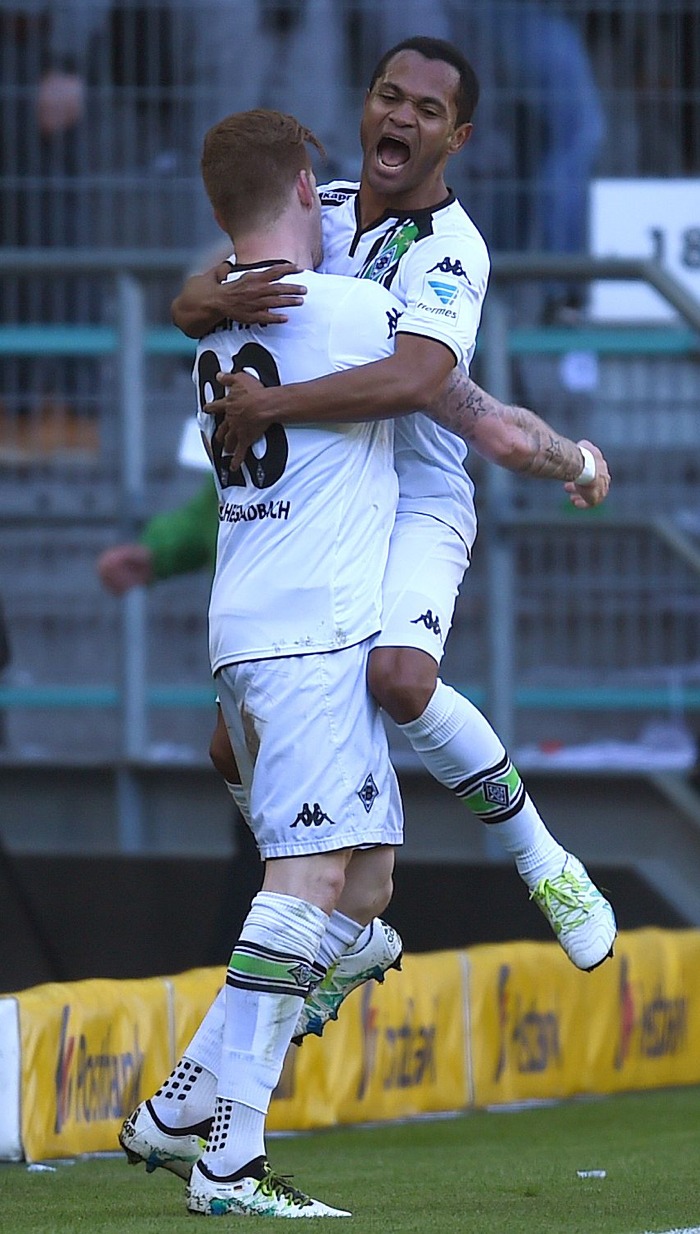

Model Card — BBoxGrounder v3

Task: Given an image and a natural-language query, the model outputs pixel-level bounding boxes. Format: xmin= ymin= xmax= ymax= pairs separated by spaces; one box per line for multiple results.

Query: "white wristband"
xmin=576 ymin=446 xmax=597 ymax=486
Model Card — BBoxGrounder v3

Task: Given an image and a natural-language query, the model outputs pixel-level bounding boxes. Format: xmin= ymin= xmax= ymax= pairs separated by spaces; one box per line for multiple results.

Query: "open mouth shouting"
xmin=376 ymin=135 xmax=412 ymax=170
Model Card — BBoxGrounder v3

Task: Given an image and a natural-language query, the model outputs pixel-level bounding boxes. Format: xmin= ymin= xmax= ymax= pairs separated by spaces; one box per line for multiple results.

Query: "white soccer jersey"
xmin=319 ymin=182 xmax=490 ymax=550
xmin=195 ymin=266 xmax=400 ymax=670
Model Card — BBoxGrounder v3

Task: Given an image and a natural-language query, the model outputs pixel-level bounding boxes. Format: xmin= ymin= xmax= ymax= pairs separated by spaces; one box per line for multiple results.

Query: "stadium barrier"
xmin=1 ymin=928 xmax=699 ymax=1163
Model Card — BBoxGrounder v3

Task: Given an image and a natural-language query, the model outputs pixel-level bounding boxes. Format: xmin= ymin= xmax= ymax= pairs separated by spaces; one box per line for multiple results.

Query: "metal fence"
xmin=460 ymin=263 xmax=700 ymax=764
xmin=1 ymin=254 xmax=699 ymax=773
xmin=1 ymin=1 xmax=699 ymax=790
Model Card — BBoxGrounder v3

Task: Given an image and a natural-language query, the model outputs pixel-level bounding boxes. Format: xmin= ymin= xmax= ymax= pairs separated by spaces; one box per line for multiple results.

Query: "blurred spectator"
xmin=187 ymin=0 xmax=357 ymax=246
xmin=364 ymin=0 xmax=606 ymax=320
xmin=0 ymin=1 xmax=111 ymax=449
xmin=97 ymin=473 xmax=219 ymax=596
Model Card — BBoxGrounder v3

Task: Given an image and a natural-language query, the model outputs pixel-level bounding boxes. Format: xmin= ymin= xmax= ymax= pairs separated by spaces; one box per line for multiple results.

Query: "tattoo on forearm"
xmin=427 ymin=371 xmax=491 ymax=437
xmin=428 ymin=372 xmax=583 ymax=480
xmin=506 ymin=408 xmax=582 ymax=479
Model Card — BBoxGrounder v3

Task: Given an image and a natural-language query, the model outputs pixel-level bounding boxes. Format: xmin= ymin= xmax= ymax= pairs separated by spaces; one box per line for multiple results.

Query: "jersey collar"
xmin=228 ymin=259 xmax=295 ymax=272
xmin=353 ymin=189 xmax=455 ymax=236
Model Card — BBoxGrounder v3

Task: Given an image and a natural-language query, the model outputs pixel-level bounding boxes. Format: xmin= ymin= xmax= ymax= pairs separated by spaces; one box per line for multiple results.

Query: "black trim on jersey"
xmin=395 ymin=329 xmax=460 ymax=365
xmin=348 ymin=190 xmax=456 ymax=258
xmin=227 ymin=259 xmax=296 ymax=272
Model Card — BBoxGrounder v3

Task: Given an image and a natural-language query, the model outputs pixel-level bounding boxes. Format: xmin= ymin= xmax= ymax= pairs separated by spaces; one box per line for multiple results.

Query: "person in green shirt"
xmin=98 ymin=474 xmax=219 ymax=592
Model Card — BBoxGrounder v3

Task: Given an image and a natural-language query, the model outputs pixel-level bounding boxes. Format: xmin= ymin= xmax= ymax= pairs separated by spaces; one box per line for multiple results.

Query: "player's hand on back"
xmin=564 ymin=439 xmax=611 ymax=509
xmin=173 ymin=264 xmax=308 ymax=337
xmin=218 ymin=264 xmax=308 ymax=325
xmin=206 ymin=372 xmax=271 ymax=471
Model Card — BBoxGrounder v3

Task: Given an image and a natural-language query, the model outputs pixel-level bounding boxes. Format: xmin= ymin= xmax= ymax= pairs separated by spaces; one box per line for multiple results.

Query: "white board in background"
xmin=589 ymin=179 xmax=700 ymax=322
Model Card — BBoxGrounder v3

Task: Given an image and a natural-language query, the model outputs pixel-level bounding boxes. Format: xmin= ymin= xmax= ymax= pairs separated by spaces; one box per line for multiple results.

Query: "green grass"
xmin=1 ymin=1088 xmax=699 ymax=1233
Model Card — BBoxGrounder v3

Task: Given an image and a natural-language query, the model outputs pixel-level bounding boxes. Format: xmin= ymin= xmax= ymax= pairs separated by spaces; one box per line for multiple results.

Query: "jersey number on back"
xmin=196 ymin=343 xmax=289 ymax=490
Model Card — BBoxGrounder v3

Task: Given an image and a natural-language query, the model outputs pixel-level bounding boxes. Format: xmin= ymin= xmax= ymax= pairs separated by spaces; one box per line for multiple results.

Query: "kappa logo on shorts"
xmin=357 ymin=773 xmax=379 ymax=813
xmin=410 ymin=609 xmax=442 ymax=637
xmin=291 ymin=802 xmax=336 ymax=829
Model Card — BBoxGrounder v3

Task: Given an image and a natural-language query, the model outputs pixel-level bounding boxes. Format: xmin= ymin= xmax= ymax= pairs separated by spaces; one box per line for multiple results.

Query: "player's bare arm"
xmin=428 ymin=368 xmax=610 ymax=507
xmin=207 ymin=333 xmax=455 ymax=467
xmin=171 ymin=262 xmax=308 ymax=336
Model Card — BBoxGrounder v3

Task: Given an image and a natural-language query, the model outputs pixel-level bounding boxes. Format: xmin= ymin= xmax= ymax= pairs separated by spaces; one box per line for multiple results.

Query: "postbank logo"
xmin=54 ymin=1004 xmax=144 ymax=1133
xmin=614 ymin=954 xmax=688 ymax=1070
xmin=494 ymin=963 xmax=561 ymax=1081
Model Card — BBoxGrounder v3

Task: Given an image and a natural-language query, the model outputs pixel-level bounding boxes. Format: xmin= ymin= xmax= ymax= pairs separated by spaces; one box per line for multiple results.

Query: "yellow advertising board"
xmin=18 ymin=977 xmax=172 ymax=1162
xmin=466 ymin=929 xmax=700 ymax=1108
xmin=599 ymin=927 xmax=700 ymax=1094
xmin=168 ymin=966 xmax=224 ymax=1058
xmin=266 ymin=950 xmax=469 ymax=1131
xmin=6 ymin=929 xmax=700 ymax=1163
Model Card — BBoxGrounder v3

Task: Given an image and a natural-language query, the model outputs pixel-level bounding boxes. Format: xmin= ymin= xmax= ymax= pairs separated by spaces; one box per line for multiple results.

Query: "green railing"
xmin=2 ymin=250 xmax=700 ymax=845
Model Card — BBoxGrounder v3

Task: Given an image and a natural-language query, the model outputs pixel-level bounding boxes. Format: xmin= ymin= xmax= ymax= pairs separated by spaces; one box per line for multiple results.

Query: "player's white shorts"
xmin=375 ymin=512 xmax=471 ymax=663
xmin=215 ymin=639 xmax=404 ymax=860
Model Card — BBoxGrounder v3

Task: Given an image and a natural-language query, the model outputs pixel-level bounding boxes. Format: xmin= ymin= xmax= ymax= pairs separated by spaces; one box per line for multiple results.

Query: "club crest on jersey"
xmin=360 ymin=221 xmax=419 ymax=285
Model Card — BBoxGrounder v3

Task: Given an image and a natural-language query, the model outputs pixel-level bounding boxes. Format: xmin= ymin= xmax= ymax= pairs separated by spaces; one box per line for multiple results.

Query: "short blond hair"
xmin=201 ymin=109 xmax=325 ymax=234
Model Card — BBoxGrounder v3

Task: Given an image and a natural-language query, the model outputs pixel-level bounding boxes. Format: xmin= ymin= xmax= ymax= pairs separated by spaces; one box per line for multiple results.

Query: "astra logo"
xmin=356 ymin=989 xmax=437 ymax=1099
xmin=494 ymin=964 xmax=561 ymax=1080
xmin=614 ymin=954 xmax=688 ymax=1069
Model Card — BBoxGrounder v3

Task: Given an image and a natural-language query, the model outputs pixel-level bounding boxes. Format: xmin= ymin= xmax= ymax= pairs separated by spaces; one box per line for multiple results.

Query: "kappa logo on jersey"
xmin=386 ymin=307 xmax=403 ymax=339
xmin=320 ymin=188 xmax=356 ymax=206
xmin=427 ymin=256 xmax=471 ymax=281
xmin=291 ymin=802 xmax=336 ymax=828
xmin=410 ymin=609 xmax=442 ymax=636
xmin=357 ymin=773 xmax=379 ymax=813
xmin=360 ymin=221 xmax=419 ymax=286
